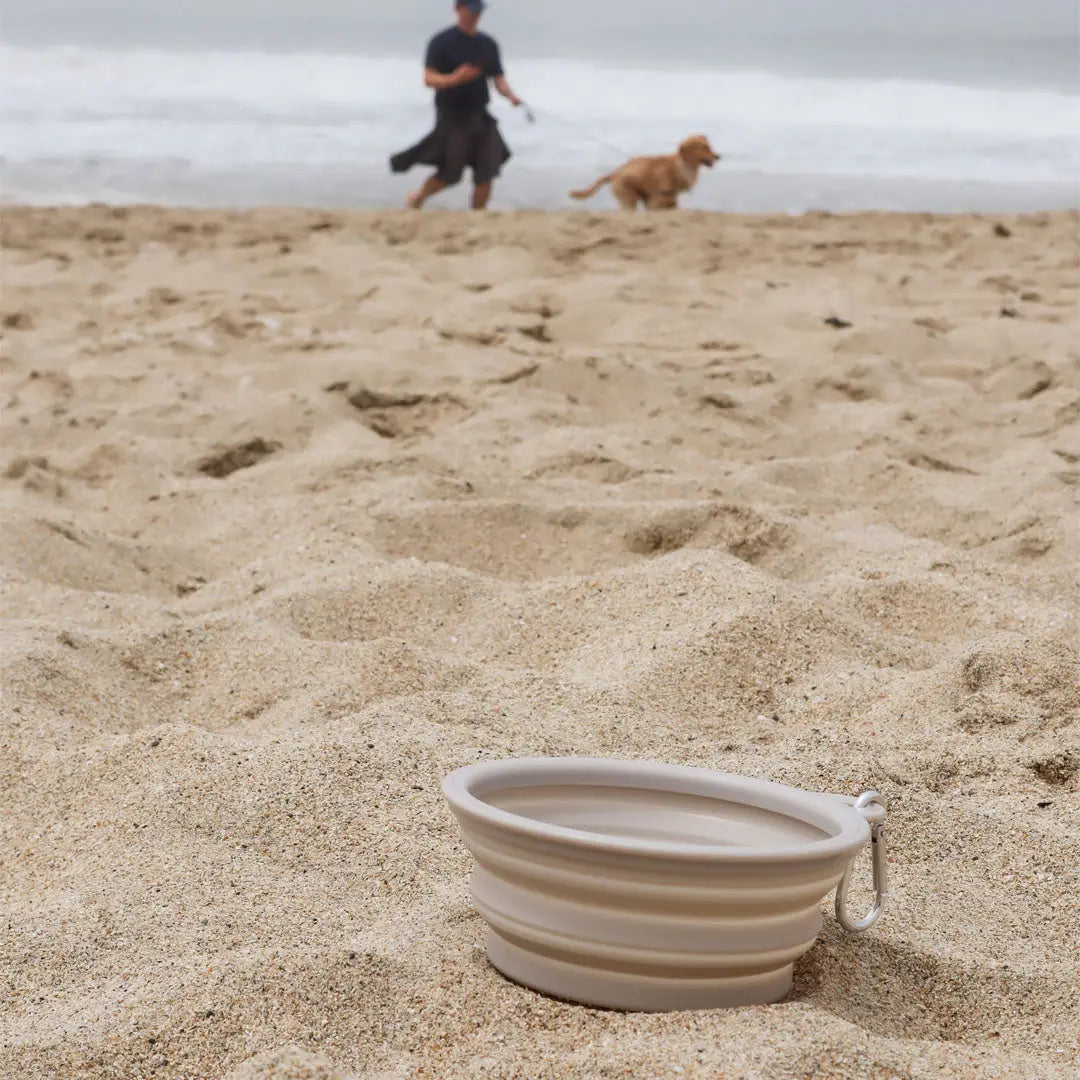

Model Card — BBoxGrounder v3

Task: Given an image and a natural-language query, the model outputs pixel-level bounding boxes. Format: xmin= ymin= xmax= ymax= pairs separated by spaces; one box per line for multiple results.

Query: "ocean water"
xmin=2 ymin=42 xmax=1077 ymax=212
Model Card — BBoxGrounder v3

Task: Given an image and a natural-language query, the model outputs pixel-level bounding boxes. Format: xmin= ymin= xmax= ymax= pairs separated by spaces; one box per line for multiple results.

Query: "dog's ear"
xmin=677 ymin=135 xmax=701 ymax=159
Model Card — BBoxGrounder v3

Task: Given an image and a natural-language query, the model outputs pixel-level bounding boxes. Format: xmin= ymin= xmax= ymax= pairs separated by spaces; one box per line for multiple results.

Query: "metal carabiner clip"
xmin=835 ymin=790 xmax=888 ymax=934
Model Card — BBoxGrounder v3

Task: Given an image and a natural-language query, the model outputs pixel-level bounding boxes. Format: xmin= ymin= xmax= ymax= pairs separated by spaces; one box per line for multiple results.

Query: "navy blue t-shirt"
xmin=425 ymin=25 xmax=503 ymax=112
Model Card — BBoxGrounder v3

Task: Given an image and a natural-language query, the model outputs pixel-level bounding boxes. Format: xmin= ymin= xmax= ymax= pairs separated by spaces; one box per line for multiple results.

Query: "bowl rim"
xmin=442 ymin=756 xmax=869 ymax=863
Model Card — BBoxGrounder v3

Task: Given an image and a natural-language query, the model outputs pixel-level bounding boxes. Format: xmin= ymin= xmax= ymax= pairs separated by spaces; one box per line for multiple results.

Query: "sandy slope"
xmin=1 ymin=206 xmax=1078 ymax=1080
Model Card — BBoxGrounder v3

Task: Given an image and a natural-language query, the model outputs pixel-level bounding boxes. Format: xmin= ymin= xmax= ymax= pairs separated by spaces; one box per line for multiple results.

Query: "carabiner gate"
xmin=835 ymin=790 xmax=888 ymax=933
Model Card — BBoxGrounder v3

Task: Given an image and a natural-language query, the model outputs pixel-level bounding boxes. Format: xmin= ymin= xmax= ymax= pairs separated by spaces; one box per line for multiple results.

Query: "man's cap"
xmin=457 ymin=0 xmax=486 ymax=11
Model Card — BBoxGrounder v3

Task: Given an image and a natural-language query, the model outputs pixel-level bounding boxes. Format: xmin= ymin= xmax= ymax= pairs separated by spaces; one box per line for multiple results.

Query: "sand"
xmin=1 ymin=205 xmax=1078 ymax=1080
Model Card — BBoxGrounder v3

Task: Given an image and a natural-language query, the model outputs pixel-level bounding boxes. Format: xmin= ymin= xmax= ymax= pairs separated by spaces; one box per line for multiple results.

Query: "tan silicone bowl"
xmin=442 ymin=756 xmax=885 ymax=1012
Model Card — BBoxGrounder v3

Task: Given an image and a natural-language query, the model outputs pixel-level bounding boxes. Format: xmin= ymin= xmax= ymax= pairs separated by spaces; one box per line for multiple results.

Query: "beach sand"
xmin=2 ymin=205 xmax=1078 ymax=1080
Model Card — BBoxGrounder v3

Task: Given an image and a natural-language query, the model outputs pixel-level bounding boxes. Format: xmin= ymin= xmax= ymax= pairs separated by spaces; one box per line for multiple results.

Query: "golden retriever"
xmin=569 ymin=134 xmax=720 ymax=210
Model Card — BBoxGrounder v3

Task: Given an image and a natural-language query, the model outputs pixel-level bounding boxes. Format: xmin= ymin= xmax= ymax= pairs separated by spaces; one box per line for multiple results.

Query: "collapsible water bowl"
xmin=441 ymin=757 xmax=888 ymax=1012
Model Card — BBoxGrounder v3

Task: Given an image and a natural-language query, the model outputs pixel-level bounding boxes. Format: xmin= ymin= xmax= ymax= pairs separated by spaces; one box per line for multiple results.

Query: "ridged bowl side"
xmin=443 ymin=759 xmax=870 ymax=1011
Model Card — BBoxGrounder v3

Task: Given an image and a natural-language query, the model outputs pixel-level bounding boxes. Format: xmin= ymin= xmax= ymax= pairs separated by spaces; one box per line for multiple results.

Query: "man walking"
xmin=390 ymin=1 xmax=524 ymax=210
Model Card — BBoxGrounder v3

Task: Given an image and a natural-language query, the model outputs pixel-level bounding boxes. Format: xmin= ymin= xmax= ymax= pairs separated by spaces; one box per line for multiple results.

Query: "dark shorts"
xmin=390 ymin=108 xmax=512 ymax=186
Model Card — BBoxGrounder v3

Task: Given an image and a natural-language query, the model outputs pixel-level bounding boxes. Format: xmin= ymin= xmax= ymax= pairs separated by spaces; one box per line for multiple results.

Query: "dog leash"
xmin=517 ymin=103 xmax=635 ymax=161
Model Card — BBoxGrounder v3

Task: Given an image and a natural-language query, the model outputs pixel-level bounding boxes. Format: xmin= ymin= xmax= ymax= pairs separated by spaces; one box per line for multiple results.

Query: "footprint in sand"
xmin=197 ymin=437 xmax=282 ymax=478
xmin=327 ymin=382 xmax=469 ymax=440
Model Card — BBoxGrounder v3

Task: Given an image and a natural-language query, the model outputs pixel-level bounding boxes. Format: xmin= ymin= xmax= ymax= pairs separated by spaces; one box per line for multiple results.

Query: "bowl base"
xmin=486 ymin=930 xmax=794 ymax=1012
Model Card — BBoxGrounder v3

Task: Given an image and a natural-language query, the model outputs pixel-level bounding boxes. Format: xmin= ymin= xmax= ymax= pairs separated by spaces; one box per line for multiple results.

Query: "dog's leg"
xmin=611 ymin=177 xmax=640 ymax=210
xmin=645 ymin=192 xmax=678 ymax=210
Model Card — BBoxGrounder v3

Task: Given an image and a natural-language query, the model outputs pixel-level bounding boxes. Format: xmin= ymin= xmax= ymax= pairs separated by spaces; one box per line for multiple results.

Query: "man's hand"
xmin=424 ymin=64 xmax=483 ymax=91
xmin=449 ymin=62 xmax=484 ymax=87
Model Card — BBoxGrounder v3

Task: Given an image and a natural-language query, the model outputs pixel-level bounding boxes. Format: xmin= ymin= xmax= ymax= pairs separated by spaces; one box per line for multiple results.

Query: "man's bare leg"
xmin=471 ymin=181 xmax=493 ymax=210
xmin=406 ymin=175 xmax=449 ymax=209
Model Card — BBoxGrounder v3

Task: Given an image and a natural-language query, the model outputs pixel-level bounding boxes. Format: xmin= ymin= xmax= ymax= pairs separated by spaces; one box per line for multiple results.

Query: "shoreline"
xmin=4 ymin=169 xmax=1077 ymax=216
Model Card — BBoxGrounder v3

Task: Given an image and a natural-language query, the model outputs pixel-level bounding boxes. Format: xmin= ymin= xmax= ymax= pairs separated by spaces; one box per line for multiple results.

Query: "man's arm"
xmin=423 ymin=34 xmax=481 ymax=91
xmin=492 ymin=74 xmax=522 ymax=107
xmin=489 ymin=44 xmax=521 ymax=106
xmin=425 ymin=65 xmax=482 ymax=90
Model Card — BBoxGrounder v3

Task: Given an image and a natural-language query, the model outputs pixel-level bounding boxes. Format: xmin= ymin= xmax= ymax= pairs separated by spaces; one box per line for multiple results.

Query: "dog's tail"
xmin=569 ymin=173 xmax=614 ymax=200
